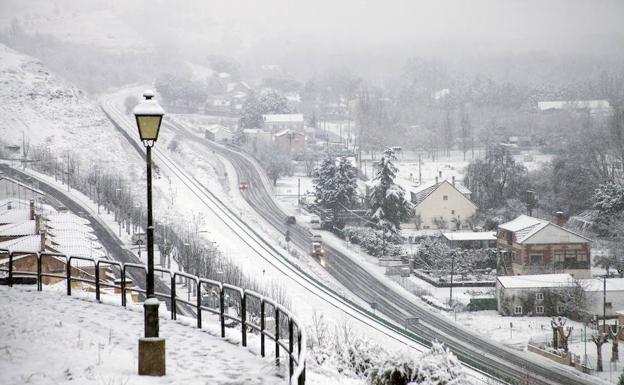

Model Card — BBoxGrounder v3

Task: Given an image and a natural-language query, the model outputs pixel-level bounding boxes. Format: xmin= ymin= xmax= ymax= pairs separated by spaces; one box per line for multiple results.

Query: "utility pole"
xmin=449 ymin=250 xmax=456 ymax=306
xmin=418 ymin=154 xmax=422 ymax=184
xmin=604 ymin=276 xmax=607 ymax=332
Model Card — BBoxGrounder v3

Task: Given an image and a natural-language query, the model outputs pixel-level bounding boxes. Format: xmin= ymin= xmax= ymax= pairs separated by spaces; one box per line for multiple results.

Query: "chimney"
xmin=555 ymin=211 xmax=565 ymax=226
xmin=35 ymin=214 xmax=40 ymax=233
xmin=30 ymin=199 xmax=35 ymax=220
xmin=435 ymin=176 xmax=438 ymax=184
xmin=452 ymin=176 xmax=455 ymax=185
xmin=438 ymin=171 xmax=442 ymax=178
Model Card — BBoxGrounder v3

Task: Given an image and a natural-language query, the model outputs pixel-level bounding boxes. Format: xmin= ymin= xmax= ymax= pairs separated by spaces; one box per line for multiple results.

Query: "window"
xmin=536 ymin=306 xmax=544 ymax=314
xmin=535 ymin=292 xmax=544 ymax=301
xmin=443 ymin=195 xmax=448 ymax=201
xmin=606 ymin=302 xmax=613 ymax=309
xmin=514 ymin=306 xmax=522 ymax=315
xmin=530 ymin=255 xmax=542 ymax=265
xmin=557 ymin=305 xmax=565 ymax=314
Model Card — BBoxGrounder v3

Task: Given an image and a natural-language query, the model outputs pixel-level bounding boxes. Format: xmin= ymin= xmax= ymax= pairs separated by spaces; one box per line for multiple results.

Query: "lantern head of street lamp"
xmin=133 ymin=90 xmax=165 ymax=147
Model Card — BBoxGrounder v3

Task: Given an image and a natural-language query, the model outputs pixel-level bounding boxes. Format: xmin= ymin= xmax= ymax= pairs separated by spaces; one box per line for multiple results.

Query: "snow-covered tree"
xmin=593 ymin=181 xmax=624 ymax=219
xmin=313 ymin=156 xmax=358 ymax=228
xmin=367 ymin=148 xmax=413 ymax=235
xmin=240 ymin=91 xmax=292 ymax=128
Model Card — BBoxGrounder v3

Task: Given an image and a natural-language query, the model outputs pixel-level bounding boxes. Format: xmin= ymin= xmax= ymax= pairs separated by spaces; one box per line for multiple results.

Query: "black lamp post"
xmin=133 ymin=90 xmax=165 ymax=376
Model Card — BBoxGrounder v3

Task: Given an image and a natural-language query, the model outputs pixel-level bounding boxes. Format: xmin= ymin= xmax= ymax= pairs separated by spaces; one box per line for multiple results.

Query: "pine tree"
xmin=367 ymin=148 xmax=413 ymax=235
xmin=313 ymin=157 xmax=358 ymax=228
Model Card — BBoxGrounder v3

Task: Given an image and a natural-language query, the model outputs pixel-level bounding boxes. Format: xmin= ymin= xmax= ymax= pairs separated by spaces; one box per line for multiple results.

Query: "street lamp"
xmin=134 ymin=90 xmax=165 ymax=376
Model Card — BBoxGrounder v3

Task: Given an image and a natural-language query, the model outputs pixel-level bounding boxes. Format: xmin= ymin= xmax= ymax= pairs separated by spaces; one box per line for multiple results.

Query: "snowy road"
xmin=98 ymin=97 xmax=434 ymax=356
xmin=155 ymin=119 xmax=603 ymax=385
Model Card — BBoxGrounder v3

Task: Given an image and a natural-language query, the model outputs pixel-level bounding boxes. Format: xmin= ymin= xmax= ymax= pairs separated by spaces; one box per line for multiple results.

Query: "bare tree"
xmin=592 ymin=332 xmax=609 ymax=372
xmin=608 ymin=324 xmax=624 ymax=361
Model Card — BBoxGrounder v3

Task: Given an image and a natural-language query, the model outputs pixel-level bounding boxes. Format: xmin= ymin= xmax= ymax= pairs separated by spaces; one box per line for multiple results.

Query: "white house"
xmin=407 ymin=177 xmax=477 ymax=230
xmin=262 ymin=114 xmax=304 ymax=133
xmin=582 ymin=278 xmax=624 ymax=318
xmin=537 ymin=100 xmax=611 ymax=114
xmin=496 ymin=273 xmax=576 ymax=317
xmin=204 ymin=124 xmax=233 ymax=143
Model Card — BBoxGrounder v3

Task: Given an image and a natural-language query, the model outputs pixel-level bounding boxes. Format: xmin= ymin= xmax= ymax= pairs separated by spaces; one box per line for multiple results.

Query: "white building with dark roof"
xmin=407 ymin=177 xmax=477 ymax=230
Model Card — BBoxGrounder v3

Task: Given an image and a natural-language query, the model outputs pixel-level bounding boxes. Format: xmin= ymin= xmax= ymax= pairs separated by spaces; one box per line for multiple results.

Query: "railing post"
xmin=95 ymin=261 xmax=100 ymax=302
xmin=171 ymin=274 xmax=176 ymax=320
xmin=220 ymin=285 xmax=225 ymax=338
xmin=36 ymin=253 xmax=42 ymax=291
xmin=241 ymin=292 xmax=247 ymax=347
xmin=275 ymin=307 xmax=280 ymax=365
xmin=8 ymin=252 xmax=12 ymax=287
xmin=260 ymin=299 xmax=265 ymax=357
xmin=66 ymin=257 xmax=71 ymax=296
xmin=196 ymin=280 xmax=202 ymax=329
xmin=298 ymin=363 xmax=306 ymax=385
xmin=289 ymin=317 xmax=294 ymax=379
xmin=121 ymin=266 xmax=126 ymax=307
xmin=297 ymin=329 xmax=305 ymax=385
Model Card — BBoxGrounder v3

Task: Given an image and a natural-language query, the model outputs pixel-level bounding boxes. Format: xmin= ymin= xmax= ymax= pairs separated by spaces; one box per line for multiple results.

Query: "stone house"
xmin=273 ymin=129 xmax=305 ymax=155
xmin=497 ymin=214 xmax=592 ymax=278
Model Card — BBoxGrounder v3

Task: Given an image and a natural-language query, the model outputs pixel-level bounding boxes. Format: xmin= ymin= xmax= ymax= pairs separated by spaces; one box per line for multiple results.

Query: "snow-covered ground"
xmin=0 ymin=284 xmax=291 ymax=385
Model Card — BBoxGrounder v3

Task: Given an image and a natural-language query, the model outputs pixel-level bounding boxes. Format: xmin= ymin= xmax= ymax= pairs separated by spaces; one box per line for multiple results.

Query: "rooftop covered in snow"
xmin=497 ymin=273 xmax=575 ymax=289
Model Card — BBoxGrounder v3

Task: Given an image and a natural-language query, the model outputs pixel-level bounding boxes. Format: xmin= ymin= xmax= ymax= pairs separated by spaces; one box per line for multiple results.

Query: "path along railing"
xmin=0 ymin=249 xmax=306 ymax=385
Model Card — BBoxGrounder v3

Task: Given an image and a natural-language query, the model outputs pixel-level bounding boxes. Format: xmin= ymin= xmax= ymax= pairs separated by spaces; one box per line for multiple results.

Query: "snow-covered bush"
xmin=368 ymin=343 xmax=463 ymax=385
xmin=307 ymin=314 xmax=464 ymax=384
xmin=343 ymin=226 xmax=404 ymax=257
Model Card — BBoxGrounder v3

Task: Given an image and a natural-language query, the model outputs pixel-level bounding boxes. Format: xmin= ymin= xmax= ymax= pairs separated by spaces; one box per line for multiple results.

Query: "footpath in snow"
xmin=0 ymin=285 xmax=284 ymax=385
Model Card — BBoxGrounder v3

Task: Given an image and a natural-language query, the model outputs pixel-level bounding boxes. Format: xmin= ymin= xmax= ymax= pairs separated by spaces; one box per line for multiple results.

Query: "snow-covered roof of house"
xmin=46 ymin=212 xmax=90 ymax=226
xmin=262 ymin=114 xmax=304 ymax=123
xmin=0 ymin=234 xmax=41 ymax=253
xmin=242 ymin=128 xmax=269 ymax=135
xmin=538 ymin=100 xmax=611 ymax=112
xmin=0 ymin=209 xmax=31 ymax=224
xmin=443 ymin=231 xmax=496 ymax=242
xmin=582 ymin=278 xmax=624 ymax=292
xmin=498 ymin=215 xmax=591 ymax=244
xmin=0 ymin=220 xmax=37 ymax=236
xmin=497 ymin=273 xmax=574 ymax=289
xmin=206 ymin=124 xmax=231 ymax=134
xmin=226 ymin=81 xmax=250 ymax=93
xmin=274 ymin=129 xmax=304 ymax=137
xmin=409 ymin=179 xmax=471 ymax=206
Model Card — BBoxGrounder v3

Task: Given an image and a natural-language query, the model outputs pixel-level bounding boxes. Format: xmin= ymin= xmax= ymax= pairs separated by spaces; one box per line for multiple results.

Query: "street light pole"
xmin=134 ymin=90 xmax=165 ymax=376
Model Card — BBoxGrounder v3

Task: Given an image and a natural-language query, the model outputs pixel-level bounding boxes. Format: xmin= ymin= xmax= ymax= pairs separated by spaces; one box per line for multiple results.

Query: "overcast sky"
xmin=171 ymin=0 xmax=624 ymax=52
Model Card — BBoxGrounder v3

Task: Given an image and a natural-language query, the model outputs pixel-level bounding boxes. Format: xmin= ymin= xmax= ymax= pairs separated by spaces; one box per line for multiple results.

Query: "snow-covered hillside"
xmin=0 ymin=43 xmax=142 ymax=176
xmin=0 ymin=0 xmax=150 ymax=53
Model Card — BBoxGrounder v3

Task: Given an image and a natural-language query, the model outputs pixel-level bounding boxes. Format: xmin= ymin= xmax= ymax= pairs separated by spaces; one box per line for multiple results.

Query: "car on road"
xmin=285 ymin=216 xmax=296 ymax=225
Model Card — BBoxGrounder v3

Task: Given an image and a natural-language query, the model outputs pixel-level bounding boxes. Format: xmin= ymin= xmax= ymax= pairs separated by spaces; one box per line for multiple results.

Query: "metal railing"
xmin=0 ymin=249 xmax=306 ymax=385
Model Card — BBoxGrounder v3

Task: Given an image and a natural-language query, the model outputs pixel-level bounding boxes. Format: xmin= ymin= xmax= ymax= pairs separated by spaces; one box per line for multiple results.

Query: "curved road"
xmin=0 ymin=165 xmax=179 ymax=311
xmin=100 ymin=97 xmax=599 ymax=385
xmin=161 ymin=120 xmax=598 ymax=385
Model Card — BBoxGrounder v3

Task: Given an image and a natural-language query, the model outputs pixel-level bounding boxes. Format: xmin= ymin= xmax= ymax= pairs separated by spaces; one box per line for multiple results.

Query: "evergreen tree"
xmin=313 ymin=156 xmax=358 ymax=228
xmin=367 ymin=148 xmax=413 ymax=235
